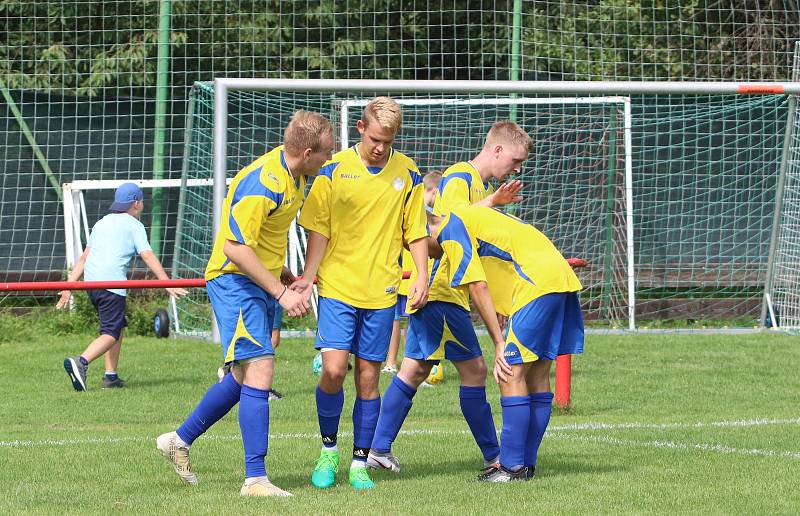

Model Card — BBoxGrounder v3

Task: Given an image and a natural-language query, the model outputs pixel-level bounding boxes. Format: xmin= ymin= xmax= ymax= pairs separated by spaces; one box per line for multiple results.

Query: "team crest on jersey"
xmin=392 ymin=177 xmax=404 ymax=191
xmin=385 ymin=285 xmax=398 ymax=294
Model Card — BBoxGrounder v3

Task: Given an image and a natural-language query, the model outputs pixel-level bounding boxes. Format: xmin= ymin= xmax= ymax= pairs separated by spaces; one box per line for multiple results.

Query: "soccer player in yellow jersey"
xmin=433 ymin=205 xmax=584 ymax=482
xmin=156 ymin=111 xmax=334 ymax=497
xmin=368 ymin=123 xmax=530 ymax=476
xmin=384 ymin=170 xmax=442 ymax=375
xmin=293 ymin=97 xmax=430 ymax=490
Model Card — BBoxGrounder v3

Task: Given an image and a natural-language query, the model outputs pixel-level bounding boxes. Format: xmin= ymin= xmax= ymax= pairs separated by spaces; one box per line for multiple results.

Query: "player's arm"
xmin=468 ymin=281 xmax=511 ymax=383
xmin=56 ymin=246 xmax=90 ymax=309
xmin=404 ymin=168 xmax=430 ymax=310
xmin=139 ymin=250 xmax=189 ymax=298
xmin=474 ymin=179 xmax=523 ymax=208
xmin=295 ymin=169 xmax=333 ymax=301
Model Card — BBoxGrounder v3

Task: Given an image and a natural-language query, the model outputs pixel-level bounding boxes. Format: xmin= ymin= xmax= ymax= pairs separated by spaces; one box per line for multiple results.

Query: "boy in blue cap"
xmin=58 ymin=182 xmax=188 ymax=391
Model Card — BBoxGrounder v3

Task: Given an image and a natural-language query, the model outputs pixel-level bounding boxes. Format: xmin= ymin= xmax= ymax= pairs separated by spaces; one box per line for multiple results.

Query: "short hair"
xmin=283 ymin=110 xmax=333 ymax=154
xmin=362 ymin=96 xmax=402 ymax=133
xmin=484 ymin=120 xmax=533 ymax=152
xmin=423 ymin=170 xmax=442 ymax=190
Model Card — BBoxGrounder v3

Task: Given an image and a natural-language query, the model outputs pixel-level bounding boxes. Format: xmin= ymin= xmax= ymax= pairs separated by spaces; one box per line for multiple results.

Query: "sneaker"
xmin=240 ymin=476 xmax=292 ymax=497
xmin=101 ymin=376 xmax=126 ymax=389
xmin=367 ymin=450 xmax=401 ymax=473
xmin=381 ymin=365 xmax=397 ymax=374
xmin=311 ymin=449 xmax=340 ymax=489
xmin=476 ymin=464 xmax=527 ymax=483
xmin=480 ymin=455 xmax=500 ymax=475
xmin=349 ymin=465 xmax=375 ymax=490
xmin=156 ymin=431 xmax=198 ymax=485
xmin=64 ymin=356 xmax=88 ymax=391
xmin=524 ymin=466 xmax=536 ymax=480
xmin=268 ymin=389 xmax=284 ymax=401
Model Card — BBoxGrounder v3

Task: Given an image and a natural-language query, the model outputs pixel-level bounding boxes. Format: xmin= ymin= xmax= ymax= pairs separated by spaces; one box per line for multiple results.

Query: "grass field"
xmin=1 ymin=326 xmax=799 ymax=514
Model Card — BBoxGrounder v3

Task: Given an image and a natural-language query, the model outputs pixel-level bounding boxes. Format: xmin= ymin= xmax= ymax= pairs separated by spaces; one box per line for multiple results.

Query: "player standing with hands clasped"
xmin=368 ymin=121 xmax=530 ymax=477
xmin=156 ymin=111 xmax=334 ymax=497
xmin=292 ymin=97 xmax=430 ymax=490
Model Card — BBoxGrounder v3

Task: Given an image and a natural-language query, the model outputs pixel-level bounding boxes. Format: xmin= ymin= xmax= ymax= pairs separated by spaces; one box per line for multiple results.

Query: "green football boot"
xmin=349 ymin=465 xmax=375 ymax=490
xmin=311 ymin=449 xmax=340 ymax=489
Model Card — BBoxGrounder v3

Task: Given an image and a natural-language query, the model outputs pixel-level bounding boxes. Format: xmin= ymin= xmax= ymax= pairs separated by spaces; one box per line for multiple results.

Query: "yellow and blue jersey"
xmin=298 ymin=144 xmax=428 ymax=309
xmin=426 ymin=161 xmax=513 ymax=314
xmin=437 ymin=205 xmax=582 ymax=314
xmin=205 ymin=146 xmax=306 ymax=281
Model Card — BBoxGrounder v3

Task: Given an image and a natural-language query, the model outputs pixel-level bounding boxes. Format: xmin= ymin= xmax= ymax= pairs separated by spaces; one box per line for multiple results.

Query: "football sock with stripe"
xmin=316 ymin=385 xmax=344 ymax=449
xmin=371 ymin=375 xmax=415 ymax=453
xmin=352 ymin=396 xmax=381 ymax=462
xmin=176 ymin=372 xmax=241 ymax=445
xmin=524 ymin=391 xmax=554 ymax=468
xmin=239 ymin=384 xmax=269 ymax=479
xmin=459 ymin=385 xmax=500 ymax=462
xmin=499 ymin=395 xmax=530 ymax=470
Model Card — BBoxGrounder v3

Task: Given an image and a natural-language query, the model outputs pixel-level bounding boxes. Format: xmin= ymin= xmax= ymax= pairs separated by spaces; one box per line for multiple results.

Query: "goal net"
xmin=173 ymin=79 xmax=791 ymax=336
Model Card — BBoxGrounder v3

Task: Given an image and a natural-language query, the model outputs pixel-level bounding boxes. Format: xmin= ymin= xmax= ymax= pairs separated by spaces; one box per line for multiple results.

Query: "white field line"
xmin=551 ymin=432 xmax=800 ymax=460
xmin=2 ymin=417 xmax=799 ymax=450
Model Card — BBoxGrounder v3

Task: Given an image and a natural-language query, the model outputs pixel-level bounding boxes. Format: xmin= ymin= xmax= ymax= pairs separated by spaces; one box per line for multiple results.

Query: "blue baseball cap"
xmin=109 ymin=182 xmax=144 ymax=212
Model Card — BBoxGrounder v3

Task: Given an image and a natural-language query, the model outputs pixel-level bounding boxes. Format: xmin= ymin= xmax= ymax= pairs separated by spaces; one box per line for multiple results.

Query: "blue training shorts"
xmin=394 ymin=294 xmax=409 ymax=321
xmin=504 ymin=292 xmax=584 ymax=365
xmin=207 ymin=274 xmax=277 ymax=364
xmin=315 ymin=296 xmax=394 ymax=362
xmin=405 ymin=301 xmax=482 ymax=362
xmin=88 ymin=289 xmax=128 ymax=340
xmin=272 ymin=303 xmax=283 ymax=331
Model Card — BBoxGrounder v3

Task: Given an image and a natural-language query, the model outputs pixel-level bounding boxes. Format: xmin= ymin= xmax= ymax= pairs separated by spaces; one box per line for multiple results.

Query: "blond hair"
xmin=423 ymin=170 xmax=442 ymax=191
xmin=484 ymin=120 xmax=532 ymax=152
xmin=283 ymin=110 xmax=333 ymax=155
xmin=362 ymin=96 xmax=402 ymax=133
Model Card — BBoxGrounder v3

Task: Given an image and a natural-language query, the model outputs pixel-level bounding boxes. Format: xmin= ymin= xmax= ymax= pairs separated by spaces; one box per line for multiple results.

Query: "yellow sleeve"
xmin=223 ymin=174 xmax=280 ymax=248
xmin=438 ymin=172 xmax=472 ymax=212
xmin=298 ymin=168 xmax=333 ymax=238
xmin=438 ymin=214 xmax=486 ymax=287
xmin=402 ymin=167 xmax=428 ymax=244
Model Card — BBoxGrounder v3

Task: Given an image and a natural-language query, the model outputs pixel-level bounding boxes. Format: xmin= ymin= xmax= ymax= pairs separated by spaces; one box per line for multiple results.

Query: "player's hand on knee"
xmin=56 ymin=290 xmax=71 ymax=310
xmin=493 ymin=349 xmax=513 ymax=384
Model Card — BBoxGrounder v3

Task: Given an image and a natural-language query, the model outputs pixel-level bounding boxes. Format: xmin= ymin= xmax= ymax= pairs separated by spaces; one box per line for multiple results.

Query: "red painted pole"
xmin=0 ymin=279 xmax=207 ymax=291
xmin=554 ymin=354 xmax=572 ymax=409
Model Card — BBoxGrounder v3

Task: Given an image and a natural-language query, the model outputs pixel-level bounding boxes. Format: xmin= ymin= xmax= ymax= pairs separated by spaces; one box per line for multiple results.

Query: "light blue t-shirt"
xmin=84 ymin=213 xmax=152 ymax=296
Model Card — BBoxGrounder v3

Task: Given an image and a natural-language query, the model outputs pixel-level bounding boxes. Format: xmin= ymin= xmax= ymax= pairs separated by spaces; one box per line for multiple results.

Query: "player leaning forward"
xmin=292 ymin=97 xmax=430 ymax=490
xmin=156 ymin=111 xmax=334 ymax=497
xmin=431 ymin=205 xmax=584 ymax=482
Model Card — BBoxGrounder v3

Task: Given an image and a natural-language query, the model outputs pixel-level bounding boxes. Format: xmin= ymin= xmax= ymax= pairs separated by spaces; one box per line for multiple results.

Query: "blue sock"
xmin=176 ymin=373 xmax=241 ymax=445
xmin=524 ymin=391 xmax=554 ymax=468
xmin=79 ymin=356 xmax=89 ymax=366
xmin=352 ymin=396 xmax=381 ymax=461
xmin=104 ymin=372 xmax=118 ymax=381
xmin=371 ymin=376 xmax=416 ymax=453
xmin=459 ymin=385 xmax=499 ymax=461
xmin=499 ymin=396 xmax=530 ymax=470
xmin=239 ymin=384 xmax=269 ymax=479
xmin=316 ymin=385 xmax=344 ymax=448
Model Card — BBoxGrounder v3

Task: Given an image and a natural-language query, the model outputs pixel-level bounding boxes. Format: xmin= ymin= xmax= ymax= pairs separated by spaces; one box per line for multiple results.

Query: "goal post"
xmin=207 ymin=78 xmax=800 ymax=333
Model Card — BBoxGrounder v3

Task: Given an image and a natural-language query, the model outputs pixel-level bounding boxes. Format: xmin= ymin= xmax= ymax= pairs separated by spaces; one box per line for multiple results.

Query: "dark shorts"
xmin=88 ymin=290 xmax=128 ymax=340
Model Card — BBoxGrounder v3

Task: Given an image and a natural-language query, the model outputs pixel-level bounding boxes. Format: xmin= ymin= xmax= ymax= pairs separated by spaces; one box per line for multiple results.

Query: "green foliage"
xmin=5 ymin=0 xmax=795 ymax=95
xmin=0 ymin=291 xmax=175 ymax=342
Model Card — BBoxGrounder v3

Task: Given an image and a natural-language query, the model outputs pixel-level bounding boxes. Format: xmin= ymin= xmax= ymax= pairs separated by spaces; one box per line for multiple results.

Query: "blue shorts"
xmin=88 ymin=290 xmax=127 ymax=340
xmin=405 ymin=301 xmax=482 ymax=362
xmin=504 ymin=292 xmax=584 ymax=365
xmin=315 ymin=296 xmax=395 ymax=362
xmin=207 ymin=274 xmax=277 ymax=365
xmin=272 ymin=303 xmax=283 ymax=331
xmin=394 ymin=295 xmax=409 ymax=321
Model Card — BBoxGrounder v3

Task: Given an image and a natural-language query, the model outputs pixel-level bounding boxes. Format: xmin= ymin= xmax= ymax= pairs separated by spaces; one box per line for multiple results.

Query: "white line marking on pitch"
xmin=549 ymin=417 xmax=800 ymax=432
xmin=551 ymin=432 xmax=800 ymax=460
